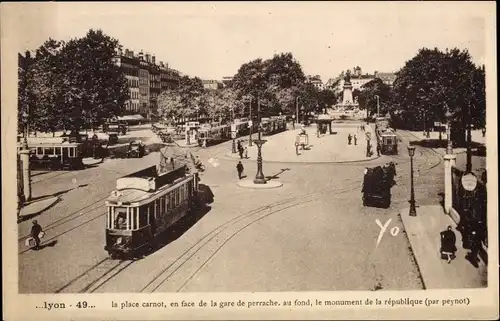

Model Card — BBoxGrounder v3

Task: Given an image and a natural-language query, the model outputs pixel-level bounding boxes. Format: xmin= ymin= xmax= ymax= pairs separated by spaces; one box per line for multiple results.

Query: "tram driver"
xmin=115 ymin=212 xmax=127 ymax=230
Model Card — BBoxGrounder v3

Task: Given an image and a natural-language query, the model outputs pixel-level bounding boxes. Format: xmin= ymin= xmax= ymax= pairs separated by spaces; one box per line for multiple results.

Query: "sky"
xmin=11 ymin=2 xmax=491 ymax=82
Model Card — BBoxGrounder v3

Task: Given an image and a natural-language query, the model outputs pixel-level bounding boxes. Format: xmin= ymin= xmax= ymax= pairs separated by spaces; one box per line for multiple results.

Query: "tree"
xmin=358 ymin=78 xmax=393 ymax=117
xmin=59 ymin=30 xmax=128 ymax=133
xmin=230 ymin=52 xmax=307 ymax=116
xmin=392 ymin=47 xmax=485 ymax=130
xmin=157 ymin=89 xmax=184 ymax=120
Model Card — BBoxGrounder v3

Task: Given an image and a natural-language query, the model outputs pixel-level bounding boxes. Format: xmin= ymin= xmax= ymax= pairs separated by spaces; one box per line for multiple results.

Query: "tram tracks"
xmin=50 ymin=179 xmax=362 ymax=294
xmin=54 ymin=258 xmax=135 ymax=293
xmin=140 ymin=180 xmax=362 ymax=293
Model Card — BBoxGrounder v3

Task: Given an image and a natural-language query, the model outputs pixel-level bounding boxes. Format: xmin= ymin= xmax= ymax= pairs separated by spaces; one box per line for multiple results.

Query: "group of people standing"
xmin=236 ymin=140 xmax=248 ymax=159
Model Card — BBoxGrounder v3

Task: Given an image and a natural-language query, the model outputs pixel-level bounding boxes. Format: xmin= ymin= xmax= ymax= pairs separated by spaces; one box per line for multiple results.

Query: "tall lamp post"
xmin=231 ymin=106 xmax=237 ymax=154
xmin=253 ymin=94 xmax=267 ymax=184
xmin=248 ymin=96 xmax=253 ymax=147
xmin=407 ymin=145 xmax=417 ymax=217
xmin=466 ymin=104 xmax=472 ymax=172
xmin=445 ymin=107 xmax=453 ymax=155
xmin=375 ymin=95 xmax=380 ymax=117
xmin=295 ymin=96 xmax=300 ymax=125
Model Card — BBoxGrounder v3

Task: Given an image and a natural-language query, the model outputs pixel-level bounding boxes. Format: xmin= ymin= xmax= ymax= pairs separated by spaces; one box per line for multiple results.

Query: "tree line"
xmin=354 ymin=48 xmax=485 ymax=131
xmin=18 ymin=29 xmax=128 ymax=135
xmin=157 ymin=52 xmax=338 ymax=123
xmin=19 ymin=28 xmax=485 ymax=134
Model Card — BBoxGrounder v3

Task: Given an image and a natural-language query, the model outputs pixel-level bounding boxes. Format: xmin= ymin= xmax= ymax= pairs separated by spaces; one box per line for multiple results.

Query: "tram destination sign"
xmin=461 ymin=172 xmax=478 ymax=191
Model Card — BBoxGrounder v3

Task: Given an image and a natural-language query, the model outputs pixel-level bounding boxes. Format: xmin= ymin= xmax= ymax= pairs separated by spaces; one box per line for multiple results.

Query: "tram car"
xmin=233 ymin=118 xmax=250 ymax=136
xmin=376 ymin=128 xmax=398 ymax=155
xmin=362 ymin=162 xmax=396 ymax=208
xmin=197 ymin=124 xmax=231 ymax=147
xmin=104 ymin=165 xmax=204 ymax=258
xmin=260 ymin=116 xmax=287 ymax=135
xmin=17 ymin=141 xmax=85 ymax=170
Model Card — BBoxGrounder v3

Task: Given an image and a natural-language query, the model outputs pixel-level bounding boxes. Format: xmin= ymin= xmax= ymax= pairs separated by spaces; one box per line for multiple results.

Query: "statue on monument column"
xmin=344 ymin=70 xmax=352 ymax=84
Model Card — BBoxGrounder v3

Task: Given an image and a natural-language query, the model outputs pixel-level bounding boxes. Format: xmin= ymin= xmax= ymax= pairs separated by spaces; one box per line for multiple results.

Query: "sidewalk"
xmin=18 ymin=196 xmax=60 ymax=223
xmin=399 ymin=204 xmax=487 ymax=289
xmin=225 ymin=124 xmax=379 ymax=163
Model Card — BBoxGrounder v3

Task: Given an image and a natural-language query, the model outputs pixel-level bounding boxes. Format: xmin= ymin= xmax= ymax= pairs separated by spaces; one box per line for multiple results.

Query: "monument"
xmin=341 ymin=70 xmax=355 ymax=106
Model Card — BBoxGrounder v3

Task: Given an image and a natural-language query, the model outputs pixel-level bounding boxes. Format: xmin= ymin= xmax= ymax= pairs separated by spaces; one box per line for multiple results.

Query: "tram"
xmin=17 ymin=141 xmax=85 ymax=170
xmin=104 ymin=165 xmax=203 ymax=258
xmin=376 ymin=127 xmax=398 ymax=155
xmin=260 ymin=116 xmax=287 ymax=135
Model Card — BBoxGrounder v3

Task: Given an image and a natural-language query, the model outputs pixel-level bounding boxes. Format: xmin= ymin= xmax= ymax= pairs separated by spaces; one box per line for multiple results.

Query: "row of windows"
xmin=31 ymin=146 xmax=77 ymax=157
xmin=108 ymin=183 xmax=190 ymax=230
xmin=129 ymin=91 xmax=140 ymax=100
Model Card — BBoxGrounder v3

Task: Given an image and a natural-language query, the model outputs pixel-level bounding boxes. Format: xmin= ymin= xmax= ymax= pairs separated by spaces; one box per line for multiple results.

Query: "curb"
xmin=237 ymin=179 xmax=283 ymax=189
xmin=222 ymin=150 xmax=380 ymax=165
xmin=398 ymin=208 xmax=428 ymax=290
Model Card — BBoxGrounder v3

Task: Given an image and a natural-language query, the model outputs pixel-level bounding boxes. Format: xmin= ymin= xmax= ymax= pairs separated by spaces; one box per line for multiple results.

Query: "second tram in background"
xmin=375 ymin=116 xmax=398 ymax=155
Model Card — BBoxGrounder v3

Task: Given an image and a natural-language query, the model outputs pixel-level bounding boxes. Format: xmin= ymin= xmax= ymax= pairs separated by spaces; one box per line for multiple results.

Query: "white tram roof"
xmin=107 ymin=165 xmax=192 ymax=205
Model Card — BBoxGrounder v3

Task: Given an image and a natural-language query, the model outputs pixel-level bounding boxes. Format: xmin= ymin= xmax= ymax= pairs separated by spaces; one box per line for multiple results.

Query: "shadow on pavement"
xmin=39 ymin=240 xmax=58 ymax=250
xmin=266 ymin=168 xmax=290 ymax=181
xmin=30 ymin=184 xmax=88 ymax=202
xmin=19 ymin=198 xmax=61 ymax=223
xmin=410 ymin=139 xmax=484 ymax=150
xmin=147 ymin=184 xmax=214 ymax=256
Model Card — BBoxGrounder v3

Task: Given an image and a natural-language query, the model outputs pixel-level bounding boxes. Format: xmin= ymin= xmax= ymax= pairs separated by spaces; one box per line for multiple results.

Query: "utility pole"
xmin=296 ymin=96 xmax=300 ymax=124
xmin=466 ymin=104 xmax=472 ymax=172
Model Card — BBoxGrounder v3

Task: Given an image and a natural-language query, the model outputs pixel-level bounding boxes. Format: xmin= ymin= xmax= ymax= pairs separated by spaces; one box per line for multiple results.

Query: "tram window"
xmin=69 ymin=147 xmax=75 ymax=157
xmin=159 ymin=196 xmax=164 ymax=214
xmin=176 ymin=189 xmax=180 ymax=205
xmin=37 ymin=147 xmax=43 ymax=155
xmin=44 ymin=147 xmax=54 ymax=155
xmin=156 ymin=199 xmax=161 ymax=217
xmin=55 ymin=147 xmax=61 ymax=155
xmin=114 ymin=208 xmax=128 ymax=230
xmin=138 ymin=207 xmax=147 ymax=227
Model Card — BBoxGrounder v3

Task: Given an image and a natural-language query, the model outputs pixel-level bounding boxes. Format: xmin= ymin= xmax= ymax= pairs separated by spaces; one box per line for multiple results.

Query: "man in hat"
xmin=31 ymin=220 xmax=43 ymax=250
xmin=236 ymin=161 xmax=244 ymax=180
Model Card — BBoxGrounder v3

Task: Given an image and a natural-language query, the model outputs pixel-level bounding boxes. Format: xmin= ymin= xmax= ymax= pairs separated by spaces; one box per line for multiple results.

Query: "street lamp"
xmin=407 ymin=145 xmax=417 ymax=217
xmin=445 ymin=107 xmax=453 ymax=155
xmin=253 ymin=94 xmax=267 ymax=184
xmin=295 ymin=96 xmax=300 ymax=124
xmin=375 ymin=95 xmax=380 ymax=117
xmin=248 ymin=96 xmax=253 ymax=147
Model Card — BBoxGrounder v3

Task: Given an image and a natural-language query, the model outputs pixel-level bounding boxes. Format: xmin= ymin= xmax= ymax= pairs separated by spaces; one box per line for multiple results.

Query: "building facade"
xmin=113 ymin=49 xmax=180 ymax=118
xmin=330 ymin=67 xmax=397 ymax=93
xmin=202 ymin=79 xmax=223 ymax=90
xmin=306 ymin=75 xmax=325 ymax=91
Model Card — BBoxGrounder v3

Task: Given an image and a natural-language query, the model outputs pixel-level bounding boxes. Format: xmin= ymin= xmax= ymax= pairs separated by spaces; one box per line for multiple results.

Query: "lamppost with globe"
xmin=253 ymin=94 xmax=267 ymax=184
xmin=407 ymin=145 xmax=417 ymax=217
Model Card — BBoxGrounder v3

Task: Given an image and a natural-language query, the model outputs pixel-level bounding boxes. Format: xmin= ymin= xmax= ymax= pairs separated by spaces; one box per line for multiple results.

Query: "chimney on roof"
xmin=374 ymin=70 xmax=378 ymax=78
xmin=129 ymin=50 xmax=134 ymax=58
xmin=138 ymin=50 xmax=144 ymax=60
xmin=145 ymin=53 xmax=151 ymax=63
xmin=152 ymin=55 xmax=156 ymax=64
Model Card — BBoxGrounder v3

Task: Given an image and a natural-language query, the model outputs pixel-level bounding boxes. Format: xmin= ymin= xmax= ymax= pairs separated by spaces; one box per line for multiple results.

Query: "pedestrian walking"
xmin=202 ymin=139 xmax=207 ymax=148
xmin=30 ymin=220 xmax=44 ymax=251
xmin=376 ymin=144 xmax=381 ymax=157
xmin=348 ymin=134 xmax=352 ymax=145
xmin=440 ymin=226 xmax=457 ymax=263
xmin=236 ymin=161 xmax=244 ymax=179
xmin=237 ymin=140 xmax=242 ymax=152
xmin=354 ymin=134 xmax=357 ymax=145
xmin=244 ymin=146 xmax=248 ymax=159
xmin=466 ymin=225 xmax=481 ymax=267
